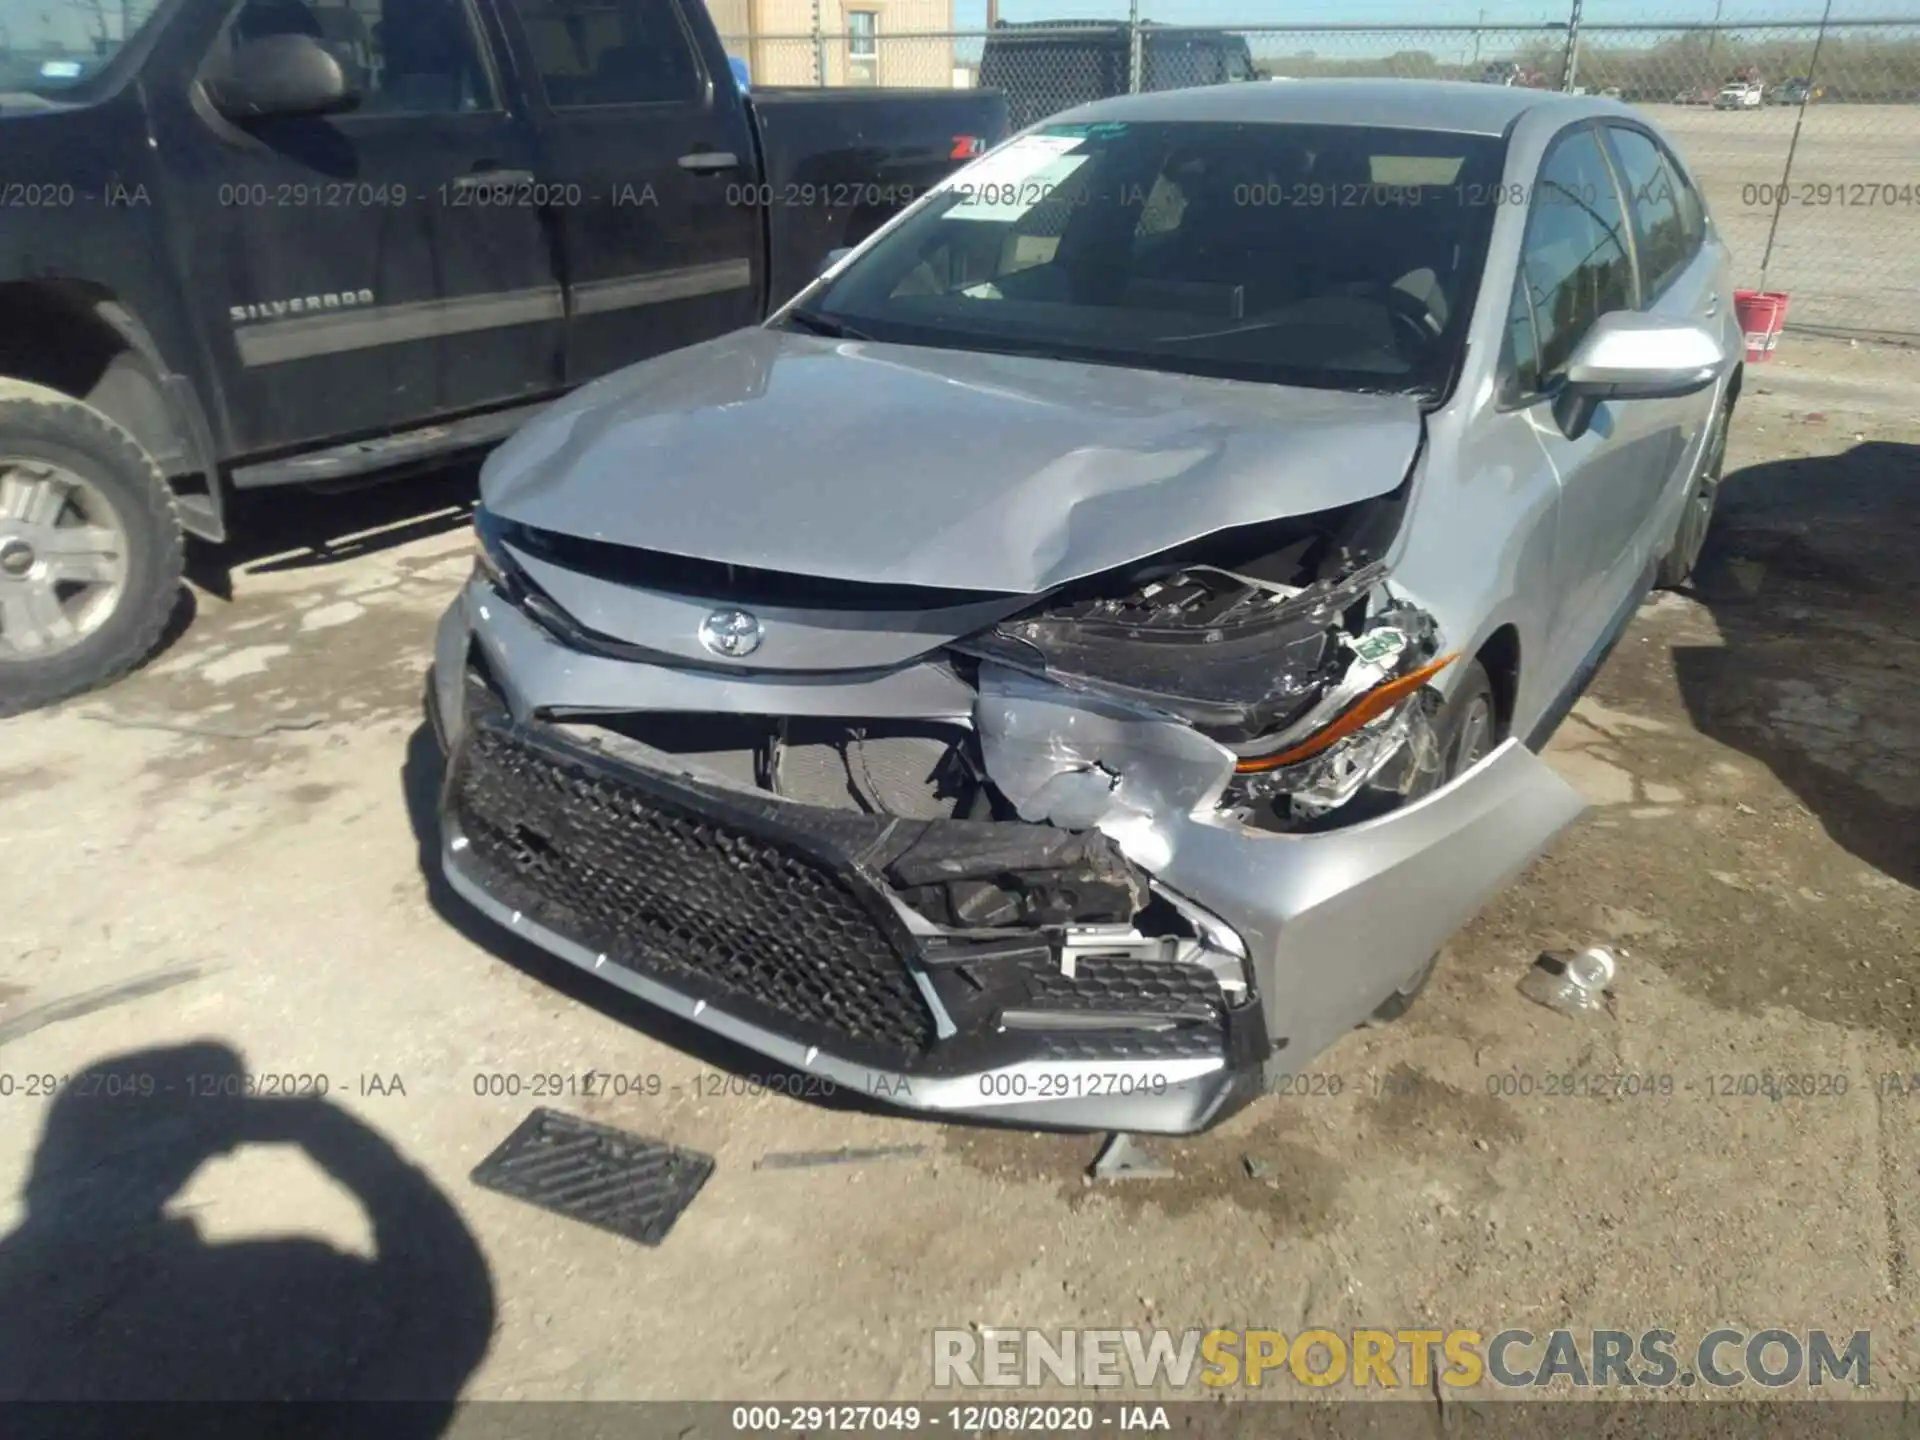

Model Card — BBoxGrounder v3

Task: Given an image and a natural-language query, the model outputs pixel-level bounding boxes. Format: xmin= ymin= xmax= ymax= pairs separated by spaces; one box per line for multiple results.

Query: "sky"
xmin=960 ymin=0 xmax=1903 ymax=28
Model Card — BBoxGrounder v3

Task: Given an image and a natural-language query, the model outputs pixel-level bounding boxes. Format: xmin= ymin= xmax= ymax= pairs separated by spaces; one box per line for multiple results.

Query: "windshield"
xmin=802 ymin=120 xmax=1506 ymax=397
xmin=0 ymin=0 xmax=164 ymax=95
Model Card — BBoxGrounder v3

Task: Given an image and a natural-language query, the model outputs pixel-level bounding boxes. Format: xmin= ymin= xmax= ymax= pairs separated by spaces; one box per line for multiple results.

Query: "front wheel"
xmin=0 ymin=380 xmax=183 ymax=717
xmin=1362 ymin=659 xmax=1499 ymax=1026
xmin=1656 ymin=392 xmax=1732 ymax=591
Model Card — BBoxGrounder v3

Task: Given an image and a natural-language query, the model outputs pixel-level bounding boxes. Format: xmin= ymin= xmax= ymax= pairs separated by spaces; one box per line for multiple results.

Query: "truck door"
xmin=153 ymin=0 xmax=564 ymax=457
xmin=493 ymin=0 xmax=761 ymax=385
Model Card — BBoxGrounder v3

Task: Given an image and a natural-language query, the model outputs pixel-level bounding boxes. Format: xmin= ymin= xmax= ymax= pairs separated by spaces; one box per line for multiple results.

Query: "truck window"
xmin=214 ymin=0 xmax=496 ymax=115
xmin=0 ymin=0 xmax=163 ymax=93
xmin=511 ymin=0 xmax=705 ymax=107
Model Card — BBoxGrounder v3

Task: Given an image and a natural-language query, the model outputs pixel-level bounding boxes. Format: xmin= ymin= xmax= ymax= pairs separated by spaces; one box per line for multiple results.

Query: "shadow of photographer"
xmin=0 ymin=1040 xmax=495 ymax=1426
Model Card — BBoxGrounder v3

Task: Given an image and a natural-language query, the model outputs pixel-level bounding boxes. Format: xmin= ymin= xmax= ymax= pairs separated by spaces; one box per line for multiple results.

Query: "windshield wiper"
xmin=783 ymin=308 xmax=873 ymax=342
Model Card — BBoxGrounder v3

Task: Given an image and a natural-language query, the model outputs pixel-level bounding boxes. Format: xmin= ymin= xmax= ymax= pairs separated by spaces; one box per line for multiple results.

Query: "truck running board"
xmin=229 ymin=398 xmax=554 ymax=490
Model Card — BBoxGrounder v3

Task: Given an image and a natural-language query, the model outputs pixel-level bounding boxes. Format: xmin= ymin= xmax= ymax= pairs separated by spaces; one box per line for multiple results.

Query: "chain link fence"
xmin=719 ymin=11 xmax=1920 ymax=338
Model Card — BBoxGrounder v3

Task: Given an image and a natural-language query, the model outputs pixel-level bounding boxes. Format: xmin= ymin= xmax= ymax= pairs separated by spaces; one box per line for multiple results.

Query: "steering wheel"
xmin=1377 ymin=284 xmax=1445 ymax=359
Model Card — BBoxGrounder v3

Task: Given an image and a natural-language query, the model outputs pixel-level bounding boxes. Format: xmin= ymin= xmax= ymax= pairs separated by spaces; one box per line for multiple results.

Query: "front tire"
xmin=1656 ymin=392 xmax=1732 ymax=591
xmin=1362 ymin=658 xmax=1499 ymax=1025
xmin=0 ymin=380 xmax=183 ymax=718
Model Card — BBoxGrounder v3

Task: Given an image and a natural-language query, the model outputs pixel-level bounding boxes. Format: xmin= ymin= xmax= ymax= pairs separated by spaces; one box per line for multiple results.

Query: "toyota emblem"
xmin=698 ymin=608 xmax=763 ymax=658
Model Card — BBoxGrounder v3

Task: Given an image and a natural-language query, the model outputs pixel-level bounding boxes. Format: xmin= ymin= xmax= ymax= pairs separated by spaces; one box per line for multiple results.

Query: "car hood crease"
xmin=482 ymin=327 xmax=1426 ymax=596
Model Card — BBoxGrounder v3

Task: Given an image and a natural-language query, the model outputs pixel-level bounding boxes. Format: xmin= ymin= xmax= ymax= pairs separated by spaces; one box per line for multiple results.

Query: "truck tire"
xmin=0 ymin=379 xmax=183 ymax=717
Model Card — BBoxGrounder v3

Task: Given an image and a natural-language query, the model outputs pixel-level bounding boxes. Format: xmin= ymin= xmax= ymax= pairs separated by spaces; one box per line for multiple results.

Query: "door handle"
xmin=677 ymin=150 xmax=740 ymax=174
xmin=449 ymin=167 xmax=537 ymax=193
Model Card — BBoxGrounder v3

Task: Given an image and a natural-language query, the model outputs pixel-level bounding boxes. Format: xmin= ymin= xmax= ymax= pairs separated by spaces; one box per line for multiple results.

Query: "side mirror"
xmin=818 ymin=246 xmax=854 ymax=277
xmin=205 ymin=35 xmax=360 ymax=121
xmin=1553 ymin=310 xmax=1724 ymax=440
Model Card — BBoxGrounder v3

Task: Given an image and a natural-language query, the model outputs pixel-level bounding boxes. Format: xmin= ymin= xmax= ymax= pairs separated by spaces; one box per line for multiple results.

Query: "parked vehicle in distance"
xmin=1599 ymin=86 xmax=1624 ymax=101
xmin=430 ymin=80 xmax=1742 ymax=1135
xmin=0 ymin=0 xmax=1006 ymax=716
xmin=1772 ymin=78 xmax=1822 ymax=105
xmin=1714 ymin=81 xmax=1764 ymax=110
xmin=979 ymin=19 xmax=1256 ymax=131
xmin=1480 ymin=61 xmax=1549 ymax=89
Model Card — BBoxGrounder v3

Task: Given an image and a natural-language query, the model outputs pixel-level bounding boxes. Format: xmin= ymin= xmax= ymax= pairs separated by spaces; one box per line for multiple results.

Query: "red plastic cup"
xmin=1733 ymin=289 xmax=1790 ymax=363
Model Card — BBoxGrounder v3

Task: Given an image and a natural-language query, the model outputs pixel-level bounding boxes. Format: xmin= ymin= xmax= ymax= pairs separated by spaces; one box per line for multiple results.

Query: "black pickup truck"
xmin=0 ymin=0 xmax=1006 ymax=715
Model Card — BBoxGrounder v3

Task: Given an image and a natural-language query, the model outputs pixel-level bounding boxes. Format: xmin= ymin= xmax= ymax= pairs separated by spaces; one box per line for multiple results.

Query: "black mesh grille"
xmin=1022 ymin=955 xmax=1228 ymax=1015
xmin=451 ymin=717 xmax=937 ymax=1066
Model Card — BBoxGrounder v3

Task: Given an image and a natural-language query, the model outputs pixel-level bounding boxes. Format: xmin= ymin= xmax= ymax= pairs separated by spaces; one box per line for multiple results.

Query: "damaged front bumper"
xmin=437 ymin=685 xmax=1268 ymax=1135
xmin=431 ymin=577 xmax=1587 ymax=1136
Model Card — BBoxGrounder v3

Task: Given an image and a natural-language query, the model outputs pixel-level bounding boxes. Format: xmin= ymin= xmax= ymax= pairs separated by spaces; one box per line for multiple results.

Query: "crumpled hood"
xmin=483 ymin=326 xmax=1424 ymax=595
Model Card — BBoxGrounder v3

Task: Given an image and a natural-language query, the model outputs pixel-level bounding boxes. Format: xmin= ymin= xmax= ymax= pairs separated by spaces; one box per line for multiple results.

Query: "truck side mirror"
xmin=205 ymin=35 xmax=361 ymax=121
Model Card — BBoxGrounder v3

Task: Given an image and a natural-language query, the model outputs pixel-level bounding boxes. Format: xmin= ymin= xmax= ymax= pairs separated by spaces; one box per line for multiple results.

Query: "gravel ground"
xmin=0 ymin=335 xmax=1914 ymax=1410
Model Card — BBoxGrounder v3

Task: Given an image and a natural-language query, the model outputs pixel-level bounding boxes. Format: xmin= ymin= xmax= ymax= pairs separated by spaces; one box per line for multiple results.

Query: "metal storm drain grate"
xmin=470 ymin=1108 xmax=715 ymax=1247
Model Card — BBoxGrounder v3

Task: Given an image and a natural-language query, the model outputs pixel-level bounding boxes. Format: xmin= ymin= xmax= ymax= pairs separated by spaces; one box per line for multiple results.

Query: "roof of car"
xmin=1049 ymin=78 xmax=1615 ymax=136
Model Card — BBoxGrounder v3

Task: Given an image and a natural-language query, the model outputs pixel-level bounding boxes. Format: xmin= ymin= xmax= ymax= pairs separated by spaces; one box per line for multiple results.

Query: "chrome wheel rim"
xmin=0 ymin=459 xmax=129 ymax=662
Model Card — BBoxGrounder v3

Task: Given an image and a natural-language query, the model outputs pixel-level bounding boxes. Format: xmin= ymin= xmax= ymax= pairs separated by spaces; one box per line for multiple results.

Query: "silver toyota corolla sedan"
xmin=427 ymin=80 xmax=1740 ymax=1135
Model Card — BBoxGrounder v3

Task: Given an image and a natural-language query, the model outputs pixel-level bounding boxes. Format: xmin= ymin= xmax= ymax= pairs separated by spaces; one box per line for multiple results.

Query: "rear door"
xmin=1600 ymin=122 xmax=1719 ymax=567
xmin=162 ymin=0 xmax=563 ymax=456
xmin=1504 ymin=124 xmax=1668 ymax=679
xmin=493 ymin=0 xmax=760 ymax=386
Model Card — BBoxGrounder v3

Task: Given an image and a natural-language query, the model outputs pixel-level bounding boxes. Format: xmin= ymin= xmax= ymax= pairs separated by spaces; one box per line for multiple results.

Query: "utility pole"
xmin=1561 ymin=0 xmax=1584 ymax=93
xmin=1127 ymin=0 xmax=1143 ymax=94
xmin=1471 ymin=7 xmax=1485 ymax=70
xmin=1760 ymin=0 xmax=1834 ymax=290
xmin=1705 ymin=0 xmax=1725 ymax=77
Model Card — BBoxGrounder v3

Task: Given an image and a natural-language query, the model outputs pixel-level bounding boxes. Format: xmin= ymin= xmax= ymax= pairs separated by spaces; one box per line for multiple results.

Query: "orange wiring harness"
xmin=1232 ymin=652 xmax=1459 ymax=774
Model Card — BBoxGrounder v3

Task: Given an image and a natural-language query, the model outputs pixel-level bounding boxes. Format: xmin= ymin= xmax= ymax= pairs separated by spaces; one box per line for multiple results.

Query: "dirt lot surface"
xmin=1651 ymin=105 xmax=1920 ymax=338
xmin=0 ymin=335 xmax=1915 ymax=1411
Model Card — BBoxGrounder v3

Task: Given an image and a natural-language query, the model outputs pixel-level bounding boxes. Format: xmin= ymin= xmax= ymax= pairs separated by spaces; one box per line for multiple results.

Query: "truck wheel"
xmin=1362 ymin=659 xmax=1498 ymax=1026
xmin=0 ymin=380 xmax=183 ymax=718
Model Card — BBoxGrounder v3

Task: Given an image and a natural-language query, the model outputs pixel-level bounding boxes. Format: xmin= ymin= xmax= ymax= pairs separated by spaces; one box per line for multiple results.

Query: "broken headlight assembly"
xmin=471 ymin=505 xmax=523 ymax=597
xmin=1219 ymin=609 xmax=1452 ymax=826
xmin=470 ymin=508 xmax=648 ymax=661
xmin=953 ymin=500 xmax=1454 ymax=833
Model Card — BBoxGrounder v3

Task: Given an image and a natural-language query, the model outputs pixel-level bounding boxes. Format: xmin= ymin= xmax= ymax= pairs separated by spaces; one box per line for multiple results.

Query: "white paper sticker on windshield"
xmin=935 ymin=134 xmax=1088 ymax=221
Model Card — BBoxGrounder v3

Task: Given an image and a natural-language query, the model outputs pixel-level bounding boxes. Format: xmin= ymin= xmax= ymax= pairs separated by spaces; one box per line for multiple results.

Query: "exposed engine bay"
xmin=525 ymin=477 xmax=1452 ymax=860
xmin=453 ymin=478 xmax=1460 ymax=1045
xmin=953 ymin=483 xmax=1451 ymax=835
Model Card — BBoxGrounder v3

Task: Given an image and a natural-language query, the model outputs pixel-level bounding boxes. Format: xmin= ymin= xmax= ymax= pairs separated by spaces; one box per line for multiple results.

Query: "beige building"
xmin=703 ymin=0 xmax=957 ymax=89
